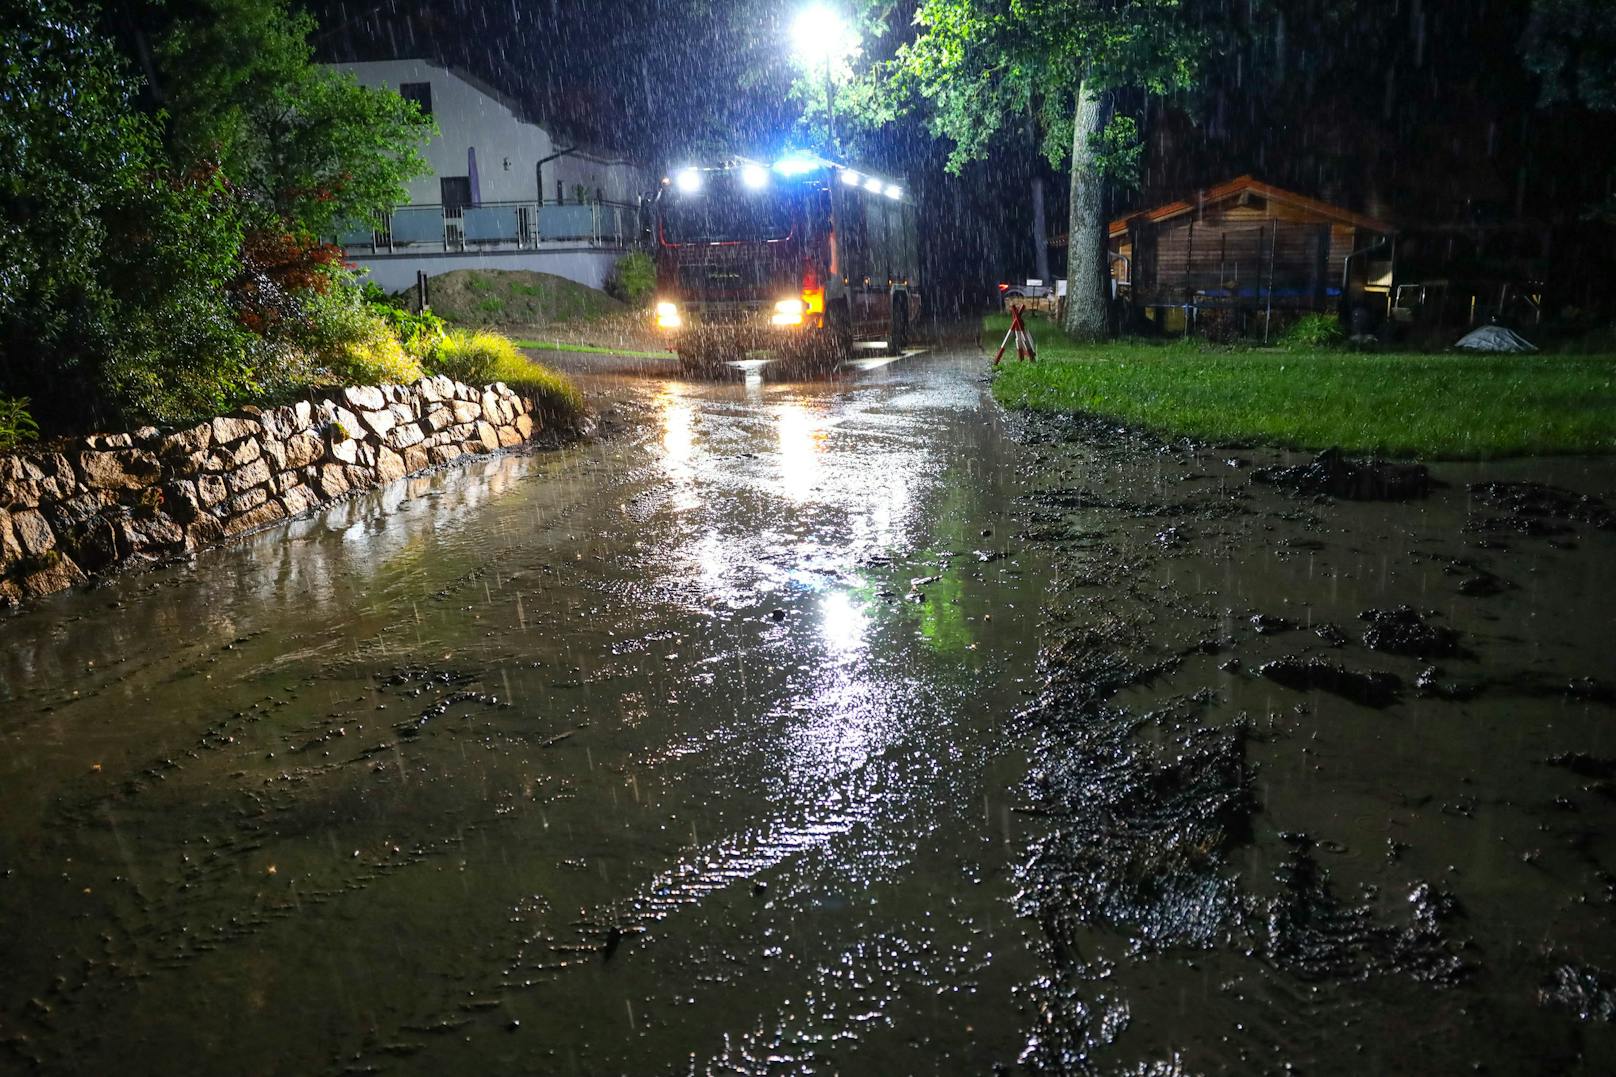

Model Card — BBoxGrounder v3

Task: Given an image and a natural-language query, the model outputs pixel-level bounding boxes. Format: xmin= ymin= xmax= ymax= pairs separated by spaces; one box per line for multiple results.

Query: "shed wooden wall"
xmin=1115 ymin=198 xmax=1365 ymax=313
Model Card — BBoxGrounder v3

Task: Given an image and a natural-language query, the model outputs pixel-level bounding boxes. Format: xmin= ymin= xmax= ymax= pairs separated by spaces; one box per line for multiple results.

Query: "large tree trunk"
xmin=1027 ymin=119 xmax=1051 ymax=284
xmin=1063 ymin=77 xmax=1109 ymax=340
xmin=1031 ymin=176 xmax=1051 ymax=283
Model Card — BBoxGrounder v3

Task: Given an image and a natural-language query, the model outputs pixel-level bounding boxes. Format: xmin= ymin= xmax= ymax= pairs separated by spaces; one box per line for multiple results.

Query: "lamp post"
xmin=791 ymin=4 xmax=847 ymax=156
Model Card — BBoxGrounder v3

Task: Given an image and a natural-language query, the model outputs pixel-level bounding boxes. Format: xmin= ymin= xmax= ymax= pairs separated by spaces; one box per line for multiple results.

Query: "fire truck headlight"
xmin=770 ymin=298 xmax=805 ymax=326
xmin=655 ymin=301 xmax=682 ymax=328
xmin=740 ymin=163 xmax=768 ymax=189
xmin=675 ymin=168 xmax=702 ymax=194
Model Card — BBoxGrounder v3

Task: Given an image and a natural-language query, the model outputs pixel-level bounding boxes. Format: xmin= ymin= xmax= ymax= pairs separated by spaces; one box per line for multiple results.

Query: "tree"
xmin=1523 ymin=0 xmax=1616 ymax=221
xmin=157 ymin=0 xmax=434 ymax=242
xmin=888 ymin=0 xmax=1201 ymax=338
xmin=0 ymin=0 xmax=257 ymax=427
xmin=0 ymin=0 xmax=436 ymax=429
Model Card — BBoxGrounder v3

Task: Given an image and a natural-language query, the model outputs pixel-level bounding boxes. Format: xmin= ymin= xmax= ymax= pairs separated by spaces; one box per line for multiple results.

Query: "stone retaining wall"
xmin=0 ymin=377 xmax=562 ymax=606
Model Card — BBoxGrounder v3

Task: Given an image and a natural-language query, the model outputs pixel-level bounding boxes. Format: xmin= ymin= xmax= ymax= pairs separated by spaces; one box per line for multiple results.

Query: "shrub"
xmin=328 ymin=314 xmax=425 ymax=385
xmin=0 ymin=397 xmax=41 ymax=452
xmin=427 ymin=329 xmax=583 ymax=416
xmin=1282 ymin=313 xmax=1346 ymax=349
xmin=373 ymin=304 xmax=446 ymax=359
xmin=608 ymin=251 xmax=656 ymax=306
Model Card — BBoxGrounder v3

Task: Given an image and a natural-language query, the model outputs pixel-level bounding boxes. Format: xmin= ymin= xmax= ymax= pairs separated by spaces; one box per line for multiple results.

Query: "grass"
xmin=515 ymin=339 xmax=673 ymax=360
xmin=988 ymin=313 xmax=1616 ymax=459
xmin=428 ymin=329 xmax=584 ymax=420
xmin=404 ymin=269 xmax=626 ymax=327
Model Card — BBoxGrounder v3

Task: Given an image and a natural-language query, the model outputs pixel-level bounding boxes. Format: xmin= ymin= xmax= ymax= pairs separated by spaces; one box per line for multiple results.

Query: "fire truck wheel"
xmin=826 ymin=301 xmax=853 ymax=365
xmin=887 ymin=294 xmax=910 ymax=356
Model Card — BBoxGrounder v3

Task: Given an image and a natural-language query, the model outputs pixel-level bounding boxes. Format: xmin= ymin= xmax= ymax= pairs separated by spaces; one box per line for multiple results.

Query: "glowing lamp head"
xmin=863 ymin=176 xmax=883 ymax=193
xmin=792 ymin=4 xmax=848 ymax=68
xmin=840 ymin=168 xmax=861 ymax=186
xmin=675 ymin=168 xmax=703 ymax=194
xmin=884 ymin=184 xmax=902 ymax=200
xmin=740 ymin=163 xmax=769 ymax=189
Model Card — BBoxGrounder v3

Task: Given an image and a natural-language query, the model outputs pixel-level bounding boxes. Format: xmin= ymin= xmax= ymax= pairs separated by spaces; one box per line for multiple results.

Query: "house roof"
xmin=1106 ymin=175 xmax=1395 ymax=238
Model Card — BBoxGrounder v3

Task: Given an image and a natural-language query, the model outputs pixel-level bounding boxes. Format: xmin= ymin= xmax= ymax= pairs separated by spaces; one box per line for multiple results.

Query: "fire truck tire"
xmin=887 ymin=294 xmax=910 ymax=355
xmin=826 ymin=301 xmax=853 ymax=365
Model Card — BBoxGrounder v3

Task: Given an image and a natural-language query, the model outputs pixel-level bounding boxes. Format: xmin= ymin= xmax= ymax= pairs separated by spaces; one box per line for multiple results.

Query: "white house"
xmin=326 ymin=59 xmax=651 ymax=293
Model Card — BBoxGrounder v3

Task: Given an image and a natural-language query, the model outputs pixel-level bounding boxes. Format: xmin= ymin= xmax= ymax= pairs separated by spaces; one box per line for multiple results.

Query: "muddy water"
xmin=3 ymin=344 xmax=1616 ymax=1074
xmin=0 ymin=348 xmax=1050 ymax=1074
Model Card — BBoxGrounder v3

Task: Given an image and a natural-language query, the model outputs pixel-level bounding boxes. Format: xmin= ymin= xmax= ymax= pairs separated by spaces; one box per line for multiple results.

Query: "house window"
xmin=399 ymin=82 xmax=432 ymax=116
xmin=440 ymin=177 xmax=471 ymax=215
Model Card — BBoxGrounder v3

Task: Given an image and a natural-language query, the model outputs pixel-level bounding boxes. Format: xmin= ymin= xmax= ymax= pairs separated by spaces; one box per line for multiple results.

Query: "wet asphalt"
xmin=4 ymin=337 xmax=1616 ymax=1074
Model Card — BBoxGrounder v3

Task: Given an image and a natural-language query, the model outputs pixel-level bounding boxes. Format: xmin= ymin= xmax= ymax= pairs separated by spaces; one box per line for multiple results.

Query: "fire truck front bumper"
xmin=654 ymin=299 xmax=824 ymax=355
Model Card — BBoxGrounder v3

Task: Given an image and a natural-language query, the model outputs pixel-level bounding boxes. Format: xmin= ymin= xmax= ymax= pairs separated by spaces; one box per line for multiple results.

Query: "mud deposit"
xmin=1013 ymin=414 xmax=1616 ymax=1072
xmin=2 ymin=343 xmax=1615 ymax=1074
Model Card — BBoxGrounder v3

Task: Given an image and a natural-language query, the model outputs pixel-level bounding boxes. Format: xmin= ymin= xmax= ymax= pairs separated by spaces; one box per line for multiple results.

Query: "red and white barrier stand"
xmin=992 ymin=304 xmax=1037 ymax=366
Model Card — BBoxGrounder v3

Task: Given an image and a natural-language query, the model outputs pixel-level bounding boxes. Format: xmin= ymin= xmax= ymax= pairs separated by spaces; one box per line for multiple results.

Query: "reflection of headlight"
xmin=655 ymin=301 xmax=682 ymax=328
xmin=770 ymin=298 xmax=805 ymax=326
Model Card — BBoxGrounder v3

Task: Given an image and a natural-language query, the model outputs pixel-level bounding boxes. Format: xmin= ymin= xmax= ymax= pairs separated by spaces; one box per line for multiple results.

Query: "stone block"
xmin=429 ymin=444 xmax=463 ymax=466
xmin=415 ymin=378 xmax=441 ymax=404
xmin=480 ymin=390 xmax=502 ymax=419
xmin=283 ymin=433 xmax=324 ymax=470
xmin=0 ymin=510 xmax=23 ymax=564
xmin=226 ymin=457 xmax=272 ymax=494
xmin=159 ymin=423 xmax=213 ymax=459
xmin=475 ymin=422 xmax=501 ymax=453
xmin=11 ymin=508 xmax=57 ymax=556
xmin=186 ymin=517 xmax=224 ymax=549
xmin=163 ymin=480 xmax=202 ymax=523
xmin=451 ymin=400 xmax=481 ymax=425
xmin=359 ymin=408 xmax=396 ymax=439
xmin=315 ymin=464 xmax=351 ymax=499
xmin=170 ymin=449 xmax=208 ymax=478
xmin=389 ymin=400 xmax=418 ymax=423
xmin=210 ymin=415 xmax=261 ymax=445
xmin=85 ymin=432 xmax=135 ymax=450
xmin=78 ymin=449 xmax=161 ymax=490
xmin=344 ymin=385 xmax=387 ymax=412
xmin=497 ymin=425 xmax=523 ymax=448
xmin=515 ymin=414 xmax=535 ymax=439
xmin=402 ymin=445 xmax=431 ymax=473
xmin=423 ymin=406 xmax=454 ymax=432
xmin=224 ymin=487 xmax=268 ymax=516
xmin=343 ymin=465 xmax=375 ymax=491
xmin=375 ymin=447 xmax=406 ymax=483
xmin=329 ymin=438 xmax=361 ymax=466
xmin=387 ymin=423 xmax=426 ymax=450
xmin=280 ymin=485 xmax=318 ymax=517
xmin=223 ymin=499 xmax=286 ymax=536
xmin=196 ymin=474 xmax=228 ymax=507
xmin=206 ymin=438 xmax=260 ymax=472
xmin=42 ymin=490 xmax=108 ymax=532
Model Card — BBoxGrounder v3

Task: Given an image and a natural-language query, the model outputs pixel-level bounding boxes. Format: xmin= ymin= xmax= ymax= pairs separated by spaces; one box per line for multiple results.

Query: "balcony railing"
xmin=336 ymin=200 xmax=639 ymax=255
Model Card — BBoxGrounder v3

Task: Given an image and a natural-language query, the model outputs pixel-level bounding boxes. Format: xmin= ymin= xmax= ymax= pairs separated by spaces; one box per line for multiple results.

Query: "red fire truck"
xmin=650 ymin=154 xmax=921 ymax=372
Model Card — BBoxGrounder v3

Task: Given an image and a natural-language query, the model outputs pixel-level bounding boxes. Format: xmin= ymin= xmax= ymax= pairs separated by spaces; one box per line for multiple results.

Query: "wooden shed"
xmin=1108 ymin=176 xmax=1395 ymax=334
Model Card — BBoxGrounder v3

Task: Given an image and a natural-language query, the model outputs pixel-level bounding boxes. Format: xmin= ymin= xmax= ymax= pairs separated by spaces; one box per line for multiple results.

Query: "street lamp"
xmin=791 ymin=4 xmax=849 ymax=155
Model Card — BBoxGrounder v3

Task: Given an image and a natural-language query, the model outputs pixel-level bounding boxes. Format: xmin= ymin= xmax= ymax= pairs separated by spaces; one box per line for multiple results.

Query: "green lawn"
xmin=988 ymin=314 xmax=1616 ymax=459
xmin=515 ymin=339 xmax=673 ymax=360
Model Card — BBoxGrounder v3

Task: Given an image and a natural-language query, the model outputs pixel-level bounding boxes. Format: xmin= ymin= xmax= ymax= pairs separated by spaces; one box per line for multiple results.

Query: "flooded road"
xmin=0 ymin=344 xmax=1050 ymax=1074
xmin=4 ymin=339 xmax=1616 ymax=1073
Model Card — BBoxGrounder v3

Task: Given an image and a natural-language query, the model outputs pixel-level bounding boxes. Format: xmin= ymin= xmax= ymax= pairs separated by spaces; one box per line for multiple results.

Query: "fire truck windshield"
xmin=659 ymin=177 xmax=796 ymax=245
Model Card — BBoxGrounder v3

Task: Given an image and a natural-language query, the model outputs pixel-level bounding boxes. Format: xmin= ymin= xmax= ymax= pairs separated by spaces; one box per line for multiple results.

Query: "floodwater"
xmin=2 ymin=339 xmax=1615 ymax=1074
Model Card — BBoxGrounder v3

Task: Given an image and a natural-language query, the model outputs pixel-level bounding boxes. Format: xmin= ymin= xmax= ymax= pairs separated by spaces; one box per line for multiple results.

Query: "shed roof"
xmin=1106 ymin=175 xmax=1395 ymax=238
